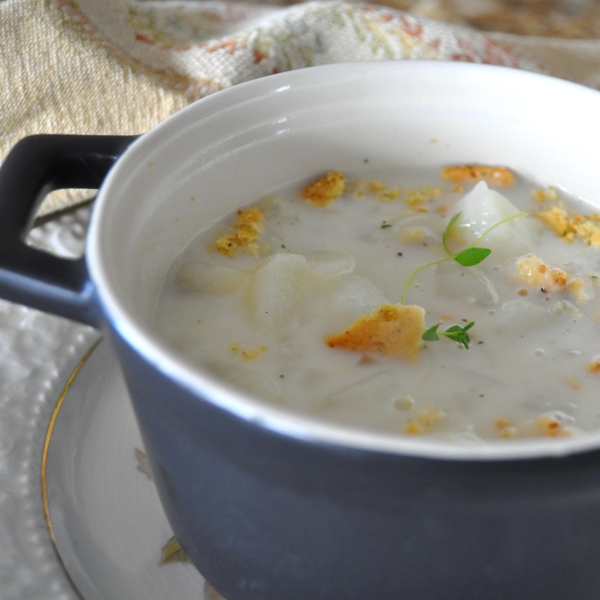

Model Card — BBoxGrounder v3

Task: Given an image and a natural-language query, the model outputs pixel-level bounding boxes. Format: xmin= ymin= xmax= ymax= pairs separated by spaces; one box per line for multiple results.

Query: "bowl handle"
xmin=0 ymin=134 xmax=138 ymax=327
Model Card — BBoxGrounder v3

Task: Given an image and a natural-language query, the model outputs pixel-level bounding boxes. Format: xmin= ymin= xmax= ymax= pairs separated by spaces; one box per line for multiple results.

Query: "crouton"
xmin=325 ymin=303 xmax=425 ymax=361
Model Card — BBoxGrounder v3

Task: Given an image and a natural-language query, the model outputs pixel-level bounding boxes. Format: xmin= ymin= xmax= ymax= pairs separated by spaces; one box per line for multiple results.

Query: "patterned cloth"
xmin=0 ymin=0 xmax=596 ymax=215
xmin=56 ymin=0 xmax=535 ymax=95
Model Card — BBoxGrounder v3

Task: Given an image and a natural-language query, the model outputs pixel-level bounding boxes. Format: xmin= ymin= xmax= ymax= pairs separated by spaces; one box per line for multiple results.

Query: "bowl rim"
xmin=87 ymin=60 xmax=600 ymax=462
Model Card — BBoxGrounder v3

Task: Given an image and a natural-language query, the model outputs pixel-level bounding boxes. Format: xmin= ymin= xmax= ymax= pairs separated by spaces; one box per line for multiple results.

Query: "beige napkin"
xmin=1 ymin=0 xmax=598 ymax=217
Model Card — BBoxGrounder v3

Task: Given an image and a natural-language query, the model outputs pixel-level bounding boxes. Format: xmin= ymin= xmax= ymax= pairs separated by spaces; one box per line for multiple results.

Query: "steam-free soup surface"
xmin=154 ymin=167 xmax=600 ymax=442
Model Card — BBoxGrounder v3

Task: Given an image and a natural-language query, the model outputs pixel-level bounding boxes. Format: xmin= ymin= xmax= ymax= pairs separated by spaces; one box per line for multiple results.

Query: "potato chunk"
xmin=248 ymin=253 xmax=308 ymax=328
xmin=306 ymin=251 xmax=356 ymax=281
xmin=451 ymin=182 xmax=534 ymax=260
xmin=325 ymin=303 xmax=425 ymax=361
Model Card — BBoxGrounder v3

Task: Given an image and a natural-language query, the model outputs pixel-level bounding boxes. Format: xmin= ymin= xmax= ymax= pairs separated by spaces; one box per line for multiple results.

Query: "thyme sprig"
xmin=423 ymin=322 xmax=474 ymax=349
xmin=399 ymin=209 xmax=527 ymax=349
xmin=400 ymin=210 xmax=527 ymax=304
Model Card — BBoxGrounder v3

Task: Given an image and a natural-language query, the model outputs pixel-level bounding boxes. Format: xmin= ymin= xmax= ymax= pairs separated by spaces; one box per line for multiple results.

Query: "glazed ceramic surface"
xmin=44 ymin=339 xmax=224 ymax=600
xmin=90 ymin=61 xmax=600 ymax=460
xmin=4 ymin=62 xmax=600 ymax=600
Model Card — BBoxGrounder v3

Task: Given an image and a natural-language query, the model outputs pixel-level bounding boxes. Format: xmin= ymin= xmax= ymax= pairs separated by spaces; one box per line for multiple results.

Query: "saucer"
xmin=43 ymin=338 xmax=225 ymax=600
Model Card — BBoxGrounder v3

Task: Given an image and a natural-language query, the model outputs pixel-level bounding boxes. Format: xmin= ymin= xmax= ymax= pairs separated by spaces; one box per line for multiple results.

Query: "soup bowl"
xmin=2 ymin=61 xmax=600 ymax=599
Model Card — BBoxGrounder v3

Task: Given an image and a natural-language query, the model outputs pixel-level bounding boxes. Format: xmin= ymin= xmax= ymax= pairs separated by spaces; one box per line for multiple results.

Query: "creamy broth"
xmin=154 ymin=168 xmax=600 ymax=442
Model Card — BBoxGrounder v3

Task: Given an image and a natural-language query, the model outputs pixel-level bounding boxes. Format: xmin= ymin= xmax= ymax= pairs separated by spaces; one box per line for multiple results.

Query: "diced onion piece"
xmin=452 ymin=182 xmax=535 ymax=259
xmin=306 ymin=251 xmax=356 ymax=280
xmin=248 ymin=253 xmax=308 ymax=327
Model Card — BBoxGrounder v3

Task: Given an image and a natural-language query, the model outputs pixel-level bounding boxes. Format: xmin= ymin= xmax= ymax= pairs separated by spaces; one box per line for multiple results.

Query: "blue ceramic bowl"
xmin=2 ymin=62 xmax=600 ymax=599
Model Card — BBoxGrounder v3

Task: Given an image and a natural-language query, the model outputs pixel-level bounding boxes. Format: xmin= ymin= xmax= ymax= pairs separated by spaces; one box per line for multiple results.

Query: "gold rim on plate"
xmin=40 ymin=337 xmax=103 ymax=600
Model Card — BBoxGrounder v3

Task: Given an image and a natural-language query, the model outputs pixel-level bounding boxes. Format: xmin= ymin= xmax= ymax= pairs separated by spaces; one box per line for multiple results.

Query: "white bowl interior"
xmin=88 ymin=61 xmax=600 ymax=460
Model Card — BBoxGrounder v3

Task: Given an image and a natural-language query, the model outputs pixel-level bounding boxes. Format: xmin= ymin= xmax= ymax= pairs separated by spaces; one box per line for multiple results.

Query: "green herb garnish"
xmin=401 ymin=210 xmax=526 ymax=304
xmin=453 ymin=247 xmax=492 ymax=267
xmin=381 ymin=222 xmax=392 ymax=229
xmin=402 ymin=209 xmax=527 ymax=350
xmin=423 ymin=322 xmax=474 ymax=349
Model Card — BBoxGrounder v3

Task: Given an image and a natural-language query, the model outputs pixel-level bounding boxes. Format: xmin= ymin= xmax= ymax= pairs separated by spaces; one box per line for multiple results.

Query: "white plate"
xmin=43 ymin=338 xmax=225 ymax=600
xmin=0 ymin=206 xmax=222 ymax=599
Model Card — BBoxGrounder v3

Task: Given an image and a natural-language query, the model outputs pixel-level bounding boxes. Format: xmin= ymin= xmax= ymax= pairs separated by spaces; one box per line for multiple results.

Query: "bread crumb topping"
xmin=404 ymin=407 xmax=445 ymax=435
xmin=440 ymin=165 xmax=515 ymax=187
xmin=532 ymin=187 xmax=559 ymax=202
xmin=230 ymin=343 xmax=268 ymax=360
xmin=587 ymin=358 xmax=600 ymax=373
xmin=494 ymin=419 xmax=519 ymax=438
xmin=515 ymin=253 xmax=589 ymax=303
xmin=535 ymin=202 xmax=600 ymax=248
xmin=301 ymin=171 xmax=346 ymax=207
xmin=537 ymin=414 xmax=571 ymax=437
xmin=213 ymin=207 xmax=265 ymax=257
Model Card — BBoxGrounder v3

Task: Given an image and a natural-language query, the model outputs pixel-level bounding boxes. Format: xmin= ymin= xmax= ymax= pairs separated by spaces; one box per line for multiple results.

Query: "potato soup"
xmin=154 ymin=166 xmax=600 ymax=442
